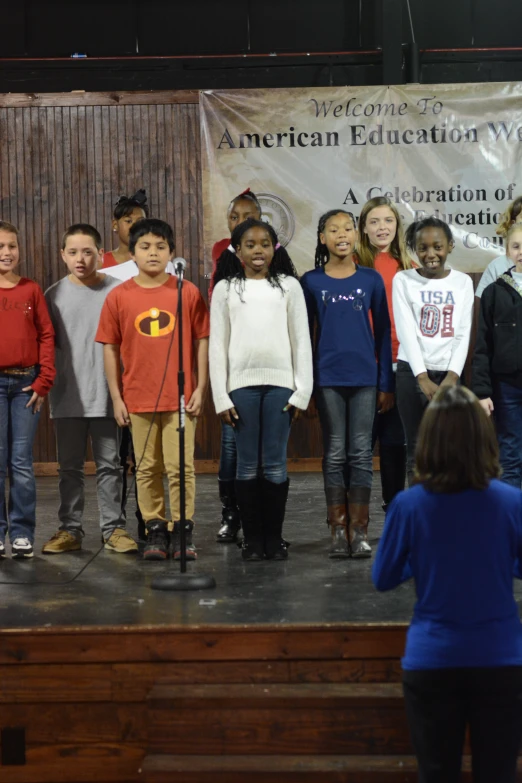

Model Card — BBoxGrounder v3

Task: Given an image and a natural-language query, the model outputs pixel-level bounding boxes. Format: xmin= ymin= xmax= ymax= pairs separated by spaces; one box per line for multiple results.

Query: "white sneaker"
xmin=11 ymin=538 xmax=34 ymax=559
xmin=0 ymin=541 xmax=5 ymax=559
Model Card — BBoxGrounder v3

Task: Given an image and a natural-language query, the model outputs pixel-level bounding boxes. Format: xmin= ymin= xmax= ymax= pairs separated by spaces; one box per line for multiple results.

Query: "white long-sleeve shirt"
xmin=209 ymin=275 xmax=313 ymax=414
xmin=392 ymin=268 xmax=474 ymax=377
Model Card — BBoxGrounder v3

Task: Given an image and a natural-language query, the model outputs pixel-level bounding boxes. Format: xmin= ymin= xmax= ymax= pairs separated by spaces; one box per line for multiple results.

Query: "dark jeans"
xmin=494 ymin=380 xmax=522 ymax=488
xmin=0 ymin=368 xmax=41 ymax=542
xmin=218 ymin=421 xmax=237 ymax=482
xmin=403 ymin=667 xmax=522 ymax=783
xmin=315 ymin=385 xmax=376 ymax=492
xmin=120 ymin=426 xmax=144 ymax=535
xmin=372 ymin=389 xmax=406 ymax=506
xmin=229 ymin=386 xmax=293 ymax=483
xmin=396 ymin=361 xmax=447 ymax=485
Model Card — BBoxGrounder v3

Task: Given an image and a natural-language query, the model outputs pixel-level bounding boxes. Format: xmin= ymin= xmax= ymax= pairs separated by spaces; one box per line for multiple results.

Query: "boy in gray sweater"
xmin=43 ymin=224 xmax=137 ymax=554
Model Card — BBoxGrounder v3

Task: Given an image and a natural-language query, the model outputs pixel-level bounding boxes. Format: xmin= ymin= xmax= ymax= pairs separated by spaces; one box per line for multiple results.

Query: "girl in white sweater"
xmin=392 ymin=217 xmax=474 ymax=484
xmin=210 ymin=218 xmax=313 ymax=561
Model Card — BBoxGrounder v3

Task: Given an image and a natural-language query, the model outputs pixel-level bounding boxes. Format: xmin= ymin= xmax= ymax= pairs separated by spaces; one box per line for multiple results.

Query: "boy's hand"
xmin=186 ymin=387 xmax=205 ymax=417
xmin=23 ymin=387 xmax=44 ymax=414
xmin=113 ymin=398 xmax=130 ymax=427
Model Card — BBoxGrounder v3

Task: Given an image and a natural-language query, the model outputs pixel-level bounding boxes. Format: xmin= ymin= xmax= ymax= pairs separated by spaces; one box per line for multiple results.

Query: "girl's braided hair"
xmin=212 ymin=218 xmax=298 ymax=296
xmin=314 ymin=209 xmax=355 ymax=268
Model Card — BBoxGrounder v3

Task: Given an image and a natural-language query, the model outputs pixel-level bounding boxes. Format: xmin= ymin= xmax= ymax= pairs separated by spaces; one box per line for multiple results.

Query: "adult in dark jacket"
xmin=472 ymin=224 xmax=522 ymax=486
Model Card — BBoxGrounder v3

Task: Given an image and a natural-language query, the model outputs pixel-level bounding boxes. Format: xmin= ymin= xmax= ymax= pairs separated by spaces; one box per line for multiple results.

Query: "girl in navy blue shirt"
xmin=301 ymin=210 xmax=393 ymax=559
xmin=373 ymin=385 xmax=522 ymax=783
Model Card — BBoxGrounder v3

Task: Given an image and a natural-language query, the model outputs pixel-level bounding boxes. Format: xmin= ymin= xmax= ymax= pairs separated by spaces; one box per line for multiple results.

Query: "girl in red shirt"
xmin=0 ymin=221 xmax=55 ymax=558
xmin=102 ymin=189 xmax=149 ymax=269
xmin=357 ymin=196 xmax=412 ymax=512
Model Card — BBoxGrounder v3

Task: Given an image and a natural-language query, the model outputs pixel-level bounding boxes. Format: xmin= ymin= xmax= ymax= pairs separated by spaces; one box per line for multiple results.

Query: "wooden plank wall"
xmin=0 ymin=91 xmax=323 ymax=465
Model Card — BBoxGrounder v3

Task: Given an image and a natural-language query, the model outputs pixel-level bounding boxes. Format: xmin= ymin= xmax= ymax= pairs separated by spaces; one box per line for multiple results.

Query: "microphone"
xmin=173 ymin=257 xmax=186 ymax=277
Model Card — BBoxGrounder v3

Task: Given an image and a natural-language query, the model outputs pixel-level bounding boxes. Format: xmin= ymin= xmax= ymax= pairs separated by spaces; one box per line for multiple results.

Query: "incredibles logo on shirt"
xmin=134 ymin=308 xmax=175 ymax=337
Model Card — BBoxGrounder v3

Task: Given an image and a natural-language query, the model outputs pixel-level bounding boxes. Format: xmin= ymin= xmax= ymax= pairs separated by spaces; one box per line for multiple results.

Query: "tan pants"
xmin=129 ymin=411 xmax=196 ymax=524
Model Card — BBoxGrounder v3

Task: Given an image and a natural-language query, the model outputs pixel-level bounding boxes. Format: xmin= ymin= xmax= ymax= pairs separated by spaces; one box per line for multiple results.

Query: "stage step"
xmin=140 ymin=754 xmax=418 ymax=782
xmin=141 ymin=753 xmax=522 ymax=783
xmin=147 ymin=682 xmax=411 ymax=755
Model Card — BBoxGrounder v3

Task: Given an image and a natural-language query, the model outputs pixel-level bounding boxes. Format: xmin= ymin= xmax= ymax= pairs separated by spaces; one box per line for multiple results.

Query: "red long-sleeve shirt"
xmin=0 ymin=278 xmax=56 ymax=395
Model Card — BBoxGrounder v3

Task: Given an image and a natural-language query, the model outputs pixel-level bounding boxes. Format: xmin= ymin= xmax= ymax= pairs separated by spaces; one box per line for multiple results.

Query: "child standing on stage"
xmin=102 ymin=190 xmax=148 ymax=269
xmin=393 ymin=217 xmax=474 ymax=485
xmin=209 ymin=218 xmax=313 ymax=561
xmin=209 ymin=189 xmax=262 ymax=545
xmin=0 ymin=221 xmax=55 ymax=558
xmin=475 ymin=195 xmax=522 ymax=298
xmin=96 ymin=218 xmax=209 ymax=561
xmin=43 ymin=224 xmax=137 ymax=555
xmin=357 ymin=196 xmax=411 ymax=512
xmin=301 ymin=210 xmax=393 ymax=560
xmin=473 ymin=224 xmax=522 ymax=487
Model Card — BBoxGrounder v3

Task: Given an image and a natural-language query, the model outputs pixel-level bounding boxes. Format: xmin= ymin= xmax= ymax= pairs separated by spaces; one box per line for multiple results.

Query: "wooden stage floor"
xmin=0 ymin=473 xmax=425 ymax=629
xmin=1 ymin=475 xmax=519 ymax=781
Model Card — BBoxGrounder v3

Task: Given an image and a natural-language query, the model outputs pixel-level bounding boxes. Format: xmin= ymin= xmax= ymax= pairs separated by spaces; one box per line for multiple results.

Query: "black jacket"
xmin=472 ymin=272 xmax=522 ymax=399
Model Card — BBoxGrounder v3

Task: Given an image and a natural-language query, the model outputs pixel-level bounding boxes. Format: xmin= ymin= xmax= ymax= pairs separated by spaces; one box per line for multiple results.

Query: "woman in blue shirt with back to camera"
xmin=373 ymin=384 xmax=522 ymax=783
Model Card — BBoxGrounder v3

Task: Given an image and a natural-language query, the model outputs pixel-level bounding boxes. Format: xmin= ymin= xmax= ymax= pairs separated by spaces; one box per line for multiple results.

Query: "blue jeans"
xmin=229 ymin=386 xmax=293 ymax=483
xmin=0 ymin=369 xmax=41 ymax=543
xmin=494 ymin=381 xmax=522 ymax=488
xmin=315 ymin=386 xmax=376 ymax=492
xmin=218 ymin=422 xmax=237 ymax=482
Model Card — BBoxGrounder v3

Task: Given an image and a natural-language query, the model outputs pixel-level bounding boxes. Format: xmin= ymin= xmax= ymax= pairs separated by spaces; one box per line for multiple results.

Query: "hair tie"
xmin=275 ymin=242 xmax=281 ymax=250
xmin=227 ymin=244 xmax=236 ymax=253
xmin=240 ymin=187 xmax=251 ymax=196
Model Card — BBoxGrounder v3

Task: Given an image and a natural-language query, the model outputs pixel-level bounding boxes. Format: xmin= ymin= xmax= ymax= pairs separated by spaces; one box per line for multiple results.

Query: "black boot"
xmin=262 ymin=478 xmax=290 ymax=560
xmin=216 ymin=480 xmax=241 ymax=543
xmin=379 ymin=444 xmax=407 ymax=512
xmin=235 ymin=479 xmax=264 ymax=561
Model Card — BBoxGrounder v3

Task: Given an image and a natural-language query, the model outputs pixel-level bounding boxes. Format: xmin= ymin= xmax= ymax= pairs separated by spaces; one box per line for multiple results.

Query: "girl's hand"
xmin=416 ymin=373 xmax=439 ymax=402
xmin=283 ymin=403 xmax=301 ymax=421
xmin=113 ymin=398 xmax=130 ymax=427
xmin=220 ymin=407 xmax=239 ymax=427
xmin=439 ymin=370 xmax=459 ymax=389
xmin=23 ymin=387 xmax=44 ymax=414
xmin=377 ymin=391 xmax=394 ymax=414
xmin=479 ymin=397 xmax=494 ymax=416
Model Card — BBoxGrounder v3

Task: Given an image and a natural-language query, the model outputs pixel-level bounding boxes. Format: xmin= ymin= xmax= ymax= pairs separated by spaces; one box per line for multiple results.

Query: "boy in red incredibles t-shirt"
xmin=96 ymin=218 xmax=209 ymax=562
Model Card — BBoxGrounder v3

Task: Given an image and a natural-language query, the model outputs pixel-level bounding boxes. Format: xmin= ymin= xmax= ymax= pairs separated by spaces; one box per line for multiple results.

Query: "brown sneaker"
xmin=42 ymin=530 xmax=81 ymax=554
xmin=104 ymin=528 xmax=138 ymax=554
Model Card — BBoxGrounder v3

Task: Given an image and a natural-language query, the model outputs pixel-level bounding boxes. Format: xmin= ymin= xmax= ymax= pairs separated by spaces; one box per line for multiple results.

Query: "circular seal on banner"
xmin=256 ymin=193 xmax=295 ymax=247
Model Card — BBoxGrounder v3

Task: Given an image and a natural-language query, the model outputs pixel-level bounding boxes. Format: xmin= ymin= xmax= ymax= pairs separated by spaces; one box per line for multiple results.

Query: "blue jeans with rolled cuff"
xmin=0 ymin=368 xmax=41 ymax=543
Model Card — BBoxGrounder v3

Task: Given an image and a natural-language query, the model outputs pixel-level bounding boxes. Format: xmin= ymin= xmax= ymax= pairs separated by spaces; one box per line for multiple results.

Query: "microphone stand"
xmin=151 ymin=261 xmax=216 ymax=592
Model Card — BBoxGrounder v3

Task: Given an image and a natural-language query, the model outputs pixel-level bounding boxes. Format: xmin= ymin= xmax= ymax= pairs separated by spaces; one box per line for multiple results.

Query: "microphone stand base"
xmin=151 ymin=573 xmax=216 ymax=591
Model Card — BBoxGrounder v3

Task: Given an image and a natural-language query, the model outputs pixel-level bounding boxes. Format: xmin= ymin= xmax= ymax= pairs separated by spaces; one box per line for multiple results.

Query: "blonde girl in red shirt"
xmin=357 ymin=196 xmax=412 ymax=512
xmin=0 ymin=221 xmax=55 ymax=558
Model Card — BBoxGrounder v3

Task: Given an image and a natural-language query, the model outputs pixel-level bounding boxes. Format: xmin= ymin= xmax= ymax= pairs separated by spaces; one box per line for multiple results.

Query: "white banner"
xmin=200 ymin=83 xmax=522 ymax=275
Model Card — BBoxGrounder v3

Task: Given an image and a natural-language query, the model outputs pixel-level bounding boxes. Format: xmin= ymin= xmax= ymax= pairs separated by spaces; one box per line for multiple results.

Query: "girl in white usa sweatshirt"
xmin=392 ymin=217 xmax=474 ymax=483
xmin=209 ymin=218 xmax=313 ymax=562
